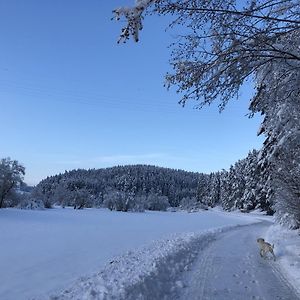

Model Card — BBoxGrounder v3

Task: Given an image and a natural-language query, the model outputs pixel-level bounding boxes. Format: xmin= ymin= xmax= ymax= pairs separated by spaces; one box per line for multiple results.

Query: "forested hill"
xmin=32 ymin=150 xmax=274 ymax=215
xmin=33 ymin=165 xmax=202 ymax=210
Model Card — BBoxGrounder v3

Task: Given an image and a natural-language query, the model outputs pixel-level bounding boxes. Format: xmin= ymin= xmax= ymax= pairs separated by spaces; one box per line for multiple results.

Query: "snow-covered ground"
xmin=45 ymin=212 xmax=300 ymax=300
xmin=49 ymin=227 xmax=234 ymax=300
xmin=178 ymin=222 xmax=299 ymax=300
xmin=2 ymin=207 xmax=299 ymax=300
xmin=265 ymin=224 xmax=300 ymax=295
xmin=0 ymin=207 xmax=259 ymax=300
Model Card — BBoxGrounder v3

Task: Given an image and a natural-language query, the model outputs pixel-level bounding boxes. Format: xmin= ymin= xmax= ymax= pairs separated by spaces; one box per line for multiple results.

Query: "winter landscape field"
xmin=1 ymin=0 xmax=300 ymax=299
xmin=1 ymin=207 xmax=299 ymax=300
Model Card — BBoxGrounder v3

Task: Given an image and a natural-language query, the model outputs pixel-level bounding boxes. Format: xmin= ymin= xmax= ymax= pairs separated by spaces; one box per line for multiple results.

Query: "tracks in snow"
xmin=177 ymin=222 xmax=299 ymax=300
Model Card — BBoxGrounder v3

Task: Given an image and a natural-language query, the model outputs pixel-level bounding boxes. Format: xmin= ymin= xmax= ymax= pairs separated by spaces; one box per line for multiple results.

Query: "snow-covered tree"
xmin=231 ymin=159 xmax=247 ymax=210
xmin=207 ymin=172 xmax=221 ymax=207
xmin=251 ymin=30 xmax=300 ymax=225
xmin=180 ymin=196 xmax=208 ymax=212
xmin=53 ymin=183 xmax=70 ymax=207
xmin=114 ymin=1 xmax=300 ymax=108
xmin=17 ymin=194 xmax=44 ymax=210
xmin=103 ymin=191 xmax=128 ymax=211
xmin=103 ymin=190 xmax=145 ymax=212
xmin=272 ymin=136 xmax=300 ymax=228
xmin=73 ymin=188 xmax=90 ymax=209
xmin=196 ymin=174 xmax=210 ymax=205
xmin=0 ymin=158 xmax=25 ymax=208
xmin=115 ymin=0 xmax=300 ymax=227
xmin=240 ymin=150 xmax=259 ymax=211
xmin=146 ymin=194 xmax=170 ymax=211
xmin=218 ymin=151 xmax=274 ymax=213
xmin=180 ymin=196 xmax=198 ymax=210
xmin=220 ymin=167 xmax=235 ymax=211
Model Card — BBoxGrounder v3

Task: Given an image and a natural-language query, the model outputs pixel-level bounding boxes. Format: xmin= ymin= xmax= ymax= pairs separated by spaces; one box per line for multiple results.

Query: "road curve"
xmin=178 ymin=222 xmax=299 ymax=300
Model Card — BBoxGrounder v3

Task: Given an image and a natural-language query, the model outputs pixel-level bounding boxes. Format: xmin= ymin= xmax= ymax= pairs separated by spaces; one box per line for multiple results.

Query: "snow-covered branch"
xmin=113 ymin=0 xmax=155 ymax=43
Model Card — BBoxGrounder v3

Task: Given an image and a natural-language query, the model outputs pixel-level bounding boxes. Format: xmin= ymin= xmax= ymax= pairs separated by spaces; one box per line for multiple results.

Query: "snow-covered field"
xmin=0 ymin=207 xmax=259 ymax=300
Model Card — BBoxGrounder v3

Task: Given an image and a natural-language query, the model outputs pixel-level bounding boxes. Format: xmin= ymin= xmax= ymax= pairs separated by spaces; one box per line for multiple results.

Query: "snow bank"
xmin=211 ymin=206 xmax=273 ymax=223
xmin=265 ymin=224 xmax=300 ymax=295
xmin=46 ymin=226 xmax=238 ymax=300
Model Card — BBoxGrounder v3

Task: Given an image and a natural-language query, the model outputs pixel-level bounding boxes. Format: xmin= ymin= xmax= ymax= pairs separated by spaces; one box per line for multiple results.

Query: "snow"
xmin=48 ymin=228 xmax=231 ymax=300
xmin=0 ymin=207 xmax=258 ymax=300
xmin=178 ymin=222 xmax=299 ymax=300
xmin=265 ymin=224 xmax=300 ymax=295
xmin=2 ymin=207 xmax=298 ymax=300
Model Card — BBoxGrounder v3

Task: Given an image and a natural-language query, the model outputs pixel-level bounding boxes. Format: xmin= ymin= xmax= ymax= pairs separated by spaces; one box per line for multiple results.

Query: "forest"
xmin=29 ymin=149 xmax=273 ymax=215
xmin=1 ymin=149 xmax=276 ymax=221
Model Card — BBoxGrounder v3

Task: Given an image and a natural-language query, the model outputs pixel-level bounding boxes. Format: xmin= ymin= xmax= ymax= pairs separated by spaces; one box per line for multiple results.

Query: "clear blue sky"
xmin=0 ymin=0 xmax=264 ymax=185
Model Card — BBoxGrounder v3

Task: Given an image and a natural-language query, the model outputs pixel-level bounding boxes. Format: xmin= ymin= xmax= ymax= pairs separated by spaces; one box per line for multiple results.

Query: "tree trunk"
xmin=0 ymin=182 xmax=14 ymax=208
xmin=0 ymin=195 xmax=4 ymax=208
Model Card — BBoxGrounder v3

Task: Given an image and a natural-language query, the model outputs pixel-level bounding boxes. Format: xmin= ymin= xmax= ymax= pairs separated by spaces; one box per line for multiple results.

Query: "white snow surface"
xmin=48 ymin=228 xmax=233 ymax=300
xmin=0 ymin=207 xmax=259 ymax=300
xmin=265 ymin=224 xmax=300 ymax=295
xmin=178 ymin=222 xmax=299 ymax=300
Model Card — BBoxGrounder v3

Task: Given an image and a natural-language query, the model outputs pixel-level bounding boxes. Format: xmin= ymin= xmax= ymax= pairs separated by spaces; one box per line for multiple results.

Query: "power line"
xmin=0 ymin=79 xmax=197 ymax=114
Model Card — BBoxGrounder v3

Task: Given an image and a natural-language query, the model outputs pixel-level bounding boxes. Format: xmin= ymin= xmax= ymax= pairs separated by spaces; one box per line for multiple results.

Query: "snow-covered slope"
xmin=0 ymin=208 xmax=258 ymax=300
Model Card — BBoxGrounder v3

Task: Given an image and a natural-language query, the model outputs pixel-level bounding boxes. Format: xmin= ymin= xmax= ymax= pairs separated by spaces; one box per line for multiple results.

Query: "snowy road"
xmin=178 ymin=222 xmax=299 ymax=300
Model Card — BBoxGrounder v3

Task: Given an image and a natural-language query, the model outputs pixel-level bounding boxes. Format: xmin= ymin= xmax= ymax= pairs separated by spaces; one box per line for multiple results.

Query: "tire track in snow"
xmin=178 ymin=222 xmax=300 ymax=300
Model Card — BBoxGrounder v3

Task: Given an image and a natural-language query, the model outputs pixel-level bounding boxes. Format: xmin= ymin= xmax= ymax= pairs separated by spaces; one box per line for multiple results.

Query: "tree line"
xmin=1 ymin=150 xmax=298 ymax=228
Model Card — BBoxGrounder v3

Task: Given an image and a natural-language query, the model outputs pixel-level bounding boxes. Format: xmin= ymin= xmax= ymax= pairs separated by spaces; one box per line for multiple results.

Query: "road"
xmin=178 ymin=222 xmax=299 ymax=300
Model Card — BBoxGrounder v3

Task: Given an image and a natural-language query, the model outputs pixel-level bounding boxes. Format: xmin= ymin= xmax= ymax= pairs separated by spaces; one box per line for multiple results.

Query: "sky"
xmin=0 ymin=0 xmax=264 ymax=185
